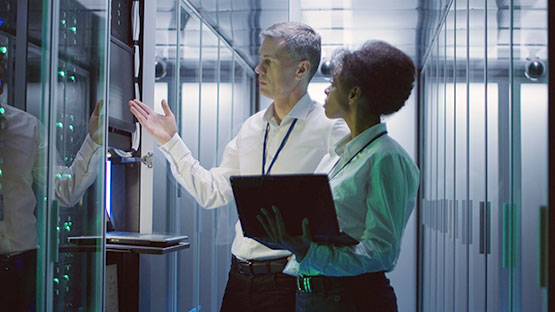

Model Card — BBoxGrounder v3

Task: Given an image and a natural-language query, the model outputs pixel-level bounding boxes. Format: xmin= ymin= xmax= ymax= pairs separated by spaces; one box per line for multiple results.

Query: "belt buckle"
xmin=297 ymin=276 xmax=312 ymax=293
xmin=238 ymin=259 xmax=254 ymax=275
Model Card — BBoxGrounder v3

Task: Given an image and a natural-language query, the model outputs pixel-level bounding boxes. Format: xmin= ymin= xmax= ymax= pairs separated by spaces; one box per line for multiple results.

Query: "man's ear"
xmin=349 ymin=86 xmax=362 ymax=104
xmin=295 ymin=60 xmax=311 ymax=80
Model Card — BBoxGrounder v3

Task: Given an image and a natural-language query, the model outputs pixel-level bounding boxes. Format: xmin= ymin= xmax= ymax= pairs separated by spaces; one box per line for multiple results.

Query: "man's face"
xmin=254 ymin=37 xmax=300 ymax=100
xmin=323 ymin=75 xmax=351 ymax=119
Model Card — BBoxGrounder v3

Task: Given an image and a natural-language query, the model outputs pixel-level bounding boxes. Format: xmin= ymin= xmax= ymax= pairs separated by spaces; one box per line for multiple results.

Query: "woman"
xmin=256 ymin=40 xmax=419 ymax=312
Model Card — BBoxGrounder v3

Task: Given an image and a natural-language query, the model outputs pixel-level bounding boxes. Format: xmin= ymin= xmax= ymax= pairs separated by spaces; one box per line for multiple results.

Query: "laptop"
xmin=230 ymin=174 xmax=357 ymax=245
xmin=106 ymin=232 xmax=188 ymax=247
xmin=68 ymin=232 xmax=188 ymax=247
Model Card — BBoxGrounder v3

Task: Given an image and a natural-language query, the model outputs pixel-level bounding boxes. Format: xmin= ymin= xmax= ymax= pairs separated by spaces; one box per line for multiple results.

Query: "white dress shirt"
xmin=0 ymin=104 xmax=101 ymax=255
xmin=283 ymin=122 xmax=419 ymax=276
xmin=159 ymin=93 xmax=349 ymax=260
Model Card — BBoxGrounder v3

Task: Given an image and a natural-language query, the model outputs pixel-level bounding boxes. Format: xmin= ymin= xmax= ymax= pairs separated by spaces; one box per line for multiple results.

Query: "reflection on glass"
xmin=0 ymin=0 xmax=107 ymax=311
xmin=52 ymin=1 xmax=107 ymax=311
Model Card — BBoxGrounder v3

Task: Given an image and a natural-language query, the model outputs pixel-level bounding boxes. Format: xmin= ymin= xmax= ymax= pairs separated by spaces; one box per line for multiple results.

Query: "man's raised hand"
xmin=129 ymin=99 xmax=177 ymax=144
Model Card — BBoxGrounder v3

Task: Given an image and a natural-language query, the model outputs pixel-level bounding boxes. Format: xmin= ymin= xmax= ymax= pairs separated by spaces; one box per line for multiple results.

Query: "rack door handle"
xmin=479 ymin=201 xmax=491 ymax=254
xmin=50 ymin=200 xmax=59 ymax=263
xmin=502 ymin=203 xmax=509 ymax=268
xmin=454 ymin=200 xmax=459 ymax=239
xmin=449 ymin=200 xmax=454 ymax=239
xmin=443 ymin=199 xmax=448 ymax=234
xmin=480 ymin=202 xmax=485 ymax=254
xmin=539 ymin=205 xmax=547 ymax=287
xmin=468 ymin=200 xmax=473 ymax=245
xmin=462 ymin=200 xmax=467 ymax=244
xmin=502 ymin=203 xmax=514 ymax=268
xmin=486 ymin=202 xmax=491 ymax=254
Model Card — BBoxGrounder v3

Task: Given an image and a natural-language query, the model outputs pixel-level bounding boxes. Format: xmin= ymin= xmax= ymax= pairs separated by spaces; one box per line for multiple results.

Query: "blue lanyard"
xmin=262 ymin=118 xmax=298 ymax=175
xmin=329 ymin=130 xmax=388 ymax=180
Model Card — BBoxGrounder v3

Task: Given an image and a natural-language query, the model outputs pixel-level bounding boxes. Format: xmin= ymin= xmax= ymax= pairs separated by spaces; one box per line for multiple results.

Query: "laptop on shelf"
xmin=69 ymin=232 xmax=188 ymax=248
xmin=106 ymin=232 xmax=188 ymax=247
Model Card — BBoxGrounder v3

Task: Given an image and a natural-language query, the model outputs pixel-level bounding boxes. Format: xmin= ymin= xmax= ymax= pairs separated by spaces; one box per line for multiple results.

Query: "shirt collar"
xmin=335 ymin=123 xmax=388 ymax=159
xmin=263 ymin=93 xmax=312 ymax=124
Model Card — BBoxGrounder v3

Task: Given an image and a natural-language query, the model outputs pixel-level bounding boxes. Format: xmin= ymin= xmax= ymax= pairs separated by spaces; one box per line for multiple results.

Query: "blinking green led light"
xmin=68 ymin=124 xmax=74 ymax=131
xmin=63 ymin=173 xmax=72 ymax=179
xmin=65 ymin=226 xmax=70 ymax=231
xmin=69 ymin=114 xmax=74 ymax=121
xmin=61 ymin=19 xmax=66 ymax=25
xmin=69 ymin=26 xmax=77 ymax=33
xmin=58 ymin=70 xmax=65 ymax=77
xmin=63 ymin=274 xmax=69 ymax=281
xmin=56 ymin=173 xmax=62 ymax=179
xmin=53 ymin=278 xmax=59 ymax=284
xmin=69 ymin=75 xmax=75 ymax=81
xmin=0 ymin=46 xmax=6 ymax=54
xmin=56 ymin=122 xmax=63 ymax=128
xmin=0 ymin=107 xmax=5 ymax=114
xmin=56 ymin=226 xmax=60 ymax=232
xmin=0 ymin=169 xmax=2 ymax=176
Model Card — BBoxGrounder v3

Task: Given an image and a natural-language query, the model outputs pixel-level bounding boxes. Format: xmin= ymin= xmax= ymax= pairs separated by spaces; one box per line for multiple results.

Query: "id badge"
xmin=0 ymin=194 xmax=4 ymax=221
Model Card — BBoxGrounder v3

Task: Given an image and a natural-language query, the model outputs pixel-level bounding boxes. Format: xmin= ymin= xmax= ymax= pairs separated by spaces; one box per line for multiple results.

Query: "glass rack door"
xmin=40 ymin=0 xmax=109 ymax=311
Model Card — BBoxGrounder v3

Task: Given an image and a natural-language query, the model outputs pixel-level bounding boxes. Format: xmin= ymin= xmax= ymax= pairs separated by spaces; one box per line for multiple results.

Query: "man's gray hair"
xmin=261 ymin=22 xmax=321 ymax=80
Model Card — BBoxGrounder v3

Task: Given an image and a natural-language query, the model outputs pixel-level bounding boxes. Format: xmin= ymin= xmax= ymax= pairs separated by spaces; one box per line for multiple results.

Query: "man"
xmin=129 ymin=22 xmax=349 ymax=311
xmin=0 ymin=52 xmax=102 ymax=311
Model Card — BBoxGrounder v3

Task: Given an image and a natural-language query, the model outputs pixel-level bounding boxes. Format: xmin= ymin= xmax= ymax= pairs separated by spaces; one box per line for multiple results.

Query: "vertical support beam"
xmin=138 ymin=2 xmax=156 ymax=311
xmin=14 ymin=0 xmax=28 ymax=111
xmin=45 ymin=0 xmax=61 ymax=310
xmin=548 ymin=1 xmax=554 ymax=310
xmin=288 ymin=0 xmax=301 ymax=22
xmin=139 ymin=0 xmax=156 ymax=234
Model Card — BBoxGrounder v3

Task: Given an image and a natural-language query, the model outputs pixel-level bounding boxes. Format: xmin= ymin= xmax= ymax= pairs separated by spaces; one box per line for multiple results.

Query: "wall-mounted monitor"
xmin=109 ymin=37 xmax=136 ymax=150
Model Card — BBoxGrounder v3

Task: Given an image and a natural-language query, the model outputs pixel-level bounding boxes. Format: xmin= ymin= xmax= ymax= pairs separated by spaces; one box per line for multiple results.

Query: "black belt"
xmin=0 ymin=249 xmax=37 ymax=272
xmin=0 ymin=249 xmax=36 ymax=261
xmin=231 ymin=255 xmax=289 ymax=275
xmin=297 ymin=271 xmax=387 ymax=293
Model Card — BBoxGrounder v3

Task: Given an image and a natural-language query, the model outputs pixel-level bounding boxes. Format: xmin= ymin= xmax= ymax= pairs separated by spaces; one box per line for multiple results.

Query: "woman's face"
xmin=323 ymin=75 xmax=351 ymax=119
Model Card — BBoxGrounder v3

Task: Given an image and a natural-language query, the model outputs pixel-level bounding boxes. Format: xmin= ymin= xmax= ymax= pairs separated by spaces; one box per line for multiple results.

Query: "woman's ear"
xmin=348 ymin=86 xmax=362 ymax=105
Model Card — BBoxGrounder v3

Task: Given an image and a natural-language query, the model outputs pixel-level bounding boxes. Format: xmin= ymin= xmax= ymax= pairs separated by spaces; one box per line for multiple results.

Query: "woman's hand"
xmin=255 ymin=205 xmax=312 ymax=262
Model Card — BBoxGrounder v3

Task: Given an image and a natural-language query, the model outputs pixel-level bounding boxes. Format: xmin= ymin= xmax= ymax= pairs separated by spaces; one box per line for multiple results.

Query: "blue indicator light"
xmin=0 ymin=19 xmax=3 ymax=26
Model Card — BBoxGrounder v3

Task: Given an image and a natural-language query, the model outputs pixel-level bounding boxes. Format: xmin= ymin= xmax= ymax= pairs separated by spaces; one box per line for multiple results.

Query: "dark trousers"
xmin=0 ymin=249 xmax=37 ymax=312
xmin=219 ymin=260 xmax=296 ymax=312
xmin=295 ymin=272 xmax=398 ymax=312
